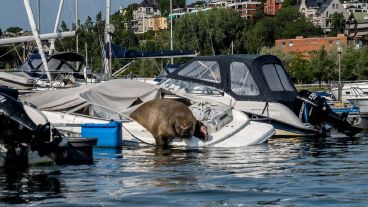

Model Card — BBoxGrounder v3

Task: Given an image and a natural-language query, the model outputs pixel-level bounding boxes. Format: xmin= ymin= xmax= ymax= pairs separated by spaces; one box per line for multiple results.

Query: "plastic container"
xmin=81 ymin=121 xmax=122 ymax=147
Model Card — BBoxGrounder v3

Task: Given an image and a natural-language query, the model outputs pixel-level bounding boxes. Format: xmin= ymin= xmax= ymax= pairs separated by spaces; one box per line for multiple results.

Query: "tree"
xmin=310 ymin=46 xmax=335 ymax=86
xmin=243 ymin=7 xmax=323 ymax=53
xmin=340 ymin=45 xmax=359 ymax=80
xmin=6 ymin=26 xmax=23 ymax=34
xmin=329 ymin=12 xmax=346 ymax=36
xmin=174 ymin=8 xmax=246 ymax=55
xmin=160 ymin=0 xmax=186 ymax=17
xmin=356 ymin=46 xmax=368 ymax=79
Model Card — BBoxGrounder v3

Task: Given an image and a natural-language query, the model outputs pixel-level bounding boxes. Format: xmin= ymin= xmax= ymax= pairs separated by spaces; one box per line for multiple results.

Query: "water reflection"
xmin=0 ymin=134 xmax=367 ymax=206
xmin=0 ymin=167 xmax=63 ymax=204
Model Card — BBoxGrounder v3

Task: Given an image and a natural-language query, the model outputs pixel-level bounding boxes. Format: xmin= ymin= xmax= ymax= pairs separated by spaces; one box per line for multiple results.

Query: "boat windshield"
xmin=178 ymin=61 xmax=221 ymax=83
xmin=262 ymin=63 xmax=294 ymax=91
xmin=230 ymin=62 xmax=259 ymax=96
xmin=161 ymin=79 xmax=222 ymax=96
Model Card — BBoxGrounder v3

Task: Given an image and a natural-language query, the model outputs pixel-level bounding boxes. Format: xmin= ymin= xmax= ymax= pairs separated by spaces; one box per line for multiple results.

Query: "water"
xmin=1 ymin=134 xmax=368 ymax=206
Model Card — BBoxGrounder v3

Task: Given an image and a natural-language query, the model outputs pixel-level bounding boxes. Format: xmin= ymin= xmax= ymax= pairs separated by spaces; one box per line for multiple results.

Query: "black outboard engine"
xmin=294 ymin=90 xmax=362 ymax=136
xmin=0 ymin=88 xmax=62 ymax=167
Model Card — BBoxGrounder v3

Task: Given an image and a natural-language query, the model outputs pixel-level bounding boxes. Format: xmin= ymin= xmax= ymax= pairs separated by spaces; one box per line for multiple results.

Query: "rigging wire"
xmin=188 ymin=13 xmax=200 ymax=52
xmin=204 ymin=11 xmax=215 ymax=56
xmin=0 ymin=44 xmax=23 ymax=59
xmin=12 ymin=44 xmax=23 ymax=63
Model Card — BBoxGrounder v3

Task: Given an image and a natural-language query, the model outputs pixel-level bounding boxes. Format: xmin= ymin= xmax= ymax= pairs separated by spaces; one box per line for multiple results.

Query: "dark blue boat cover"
xmin=104 ymin=43 xmax=196 ymax=59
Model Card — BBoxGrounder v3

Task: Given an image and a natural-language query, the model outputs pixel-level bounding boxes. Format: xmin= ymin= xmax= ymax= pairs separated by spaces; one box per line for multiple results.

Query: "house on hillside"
xmin=228 ymin=0 xmax=261 ymax=19
xmin=345 ymin=12 xmax=368 ymax=47
xmin=149 ymin=16 xmax=168 ymax=31
xmin=132 ymin=6 xmax=161 ymax=33
xmin=264 ymin=0 xmax=282 ymax=16
xmin=299 ymin=0 xmax=348 ymax=33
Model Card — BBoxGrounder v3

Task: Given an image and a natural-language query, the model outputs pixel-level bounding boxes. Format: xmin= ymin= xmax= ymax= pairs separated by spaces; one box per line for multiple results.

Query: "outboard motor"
xmin=294 ymin=90 xmax=362 ymax=136
xmin=0 ymin=88 xmax=62 ymax=167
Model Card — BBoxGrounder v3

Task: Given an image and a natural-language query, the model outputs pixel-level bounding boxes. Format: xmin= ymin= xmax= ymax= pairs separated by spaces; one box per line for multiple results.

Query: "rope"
xmin=121 ymin=123 xmax=155 ymax=146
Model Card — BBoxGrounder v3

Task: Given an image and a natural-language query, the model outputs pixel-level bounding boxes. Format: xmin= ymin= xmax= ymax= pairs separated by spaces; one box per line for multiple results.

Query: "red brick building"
xmin=264 ymin=0 xmax=282 ymax=16
xmin=275 ymin=34 xmax=347 ymax=56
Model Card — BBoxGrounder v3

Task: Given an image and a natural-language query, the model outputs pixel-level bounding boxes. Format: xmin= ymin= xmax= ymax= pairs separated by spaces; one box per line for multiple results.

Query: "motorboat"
xmin=0 ymin=52 xmax=98 ymax=90
xmin=330 ymin=82 xmax=368 ymax=107
xmin=0 ymin=87 xmax=97 ymax=167
xmin=159 ymin=55 xmax=361 ymax=137
xmin=22 ymin=79 xmax=275 ymax=148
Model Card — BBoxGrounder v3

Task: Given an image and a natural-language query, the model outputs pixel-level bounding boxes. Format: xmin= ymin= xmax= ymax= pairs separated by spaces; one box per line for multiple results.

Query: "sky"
xmin=0 ymin=0 xmax=141 ymax=33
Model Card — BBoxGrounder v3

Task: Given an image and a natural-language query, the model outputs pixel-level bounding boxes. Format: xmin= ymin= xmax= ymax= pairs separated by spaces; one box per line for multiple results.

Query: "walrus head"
xmin=174 ymin=119 xmax=195 ymax=139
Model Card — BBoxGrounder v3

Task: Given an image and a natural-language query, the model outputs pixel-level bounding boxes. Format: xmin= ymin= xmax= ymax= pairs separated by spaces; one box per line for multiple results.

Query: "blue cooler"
xmin=81 ymin=121 xmax=122 ymax=147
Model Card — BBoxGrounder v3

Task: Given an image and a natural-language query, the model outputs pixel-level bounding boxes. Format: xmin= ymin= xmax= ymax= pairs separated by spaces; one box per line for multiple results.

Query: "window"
xmin=230 ymin=62 xmax=259 ymax=96
xmin=336 ymin=39 xmax=340 ymax=45
xmin=332 ymin=4 xmax=335 ymax=9
xmin=289 ymin=41 xmax=294 ymax=46
xmin=262 ymin=64 xmax=294 ymax=91
xmin=336 ymin=4 xmax=339 ymax=9
xmin=178 ymin=61 xmax=221 ymax=83
xmin=282 ymin=42 xmax=286 ymax=47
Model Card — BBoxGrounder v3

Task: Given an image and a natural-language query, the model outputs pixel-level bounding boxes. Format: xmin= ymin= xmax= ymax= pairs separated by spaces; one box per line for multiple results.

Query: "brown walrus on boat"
xmin=130 ymin=99 xmax=208 ymax=147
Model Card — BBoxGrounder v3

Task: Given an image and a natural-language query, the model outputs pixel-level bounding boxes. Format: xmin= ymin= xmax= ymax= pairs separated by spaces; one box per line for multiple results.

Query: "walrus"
xmin=130 ymin=99 xmax=208 ymax=147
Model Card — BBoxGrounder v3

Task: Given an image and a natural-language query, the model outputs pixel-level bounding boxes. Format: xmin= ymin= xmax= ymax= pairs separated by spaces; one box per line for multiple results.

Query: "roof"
xmin=352 ymin=12 xmax=368 ymax=23
xmin=316 ymin=0 xmax=333 ymax=15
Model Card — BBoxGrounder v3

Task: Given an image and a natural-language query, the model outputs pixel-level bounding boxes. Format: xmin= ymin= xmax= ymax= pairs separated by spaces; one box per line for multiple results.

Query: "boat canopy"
xmin=22 ymin=79 xmax=162 ymax=114
xmin=105 ymin=43 xmax=196 ymax=59
xmin=17 ymin=52 xmax=85 ymax=73
xmin=167 ymin=54 xmax=297 ymax=106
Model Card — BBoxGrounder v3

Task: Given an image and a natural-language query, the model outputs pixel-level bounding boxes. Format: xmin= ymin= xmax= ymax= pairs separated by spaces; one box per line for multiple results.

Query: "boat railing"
xmin=32 ymin=70 xmax=79 ymax=89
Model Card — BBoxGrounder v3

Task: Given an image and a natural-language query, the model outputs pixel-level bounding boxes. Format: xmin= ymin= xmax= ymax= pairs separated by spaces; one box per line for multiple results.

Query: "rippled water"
xmin=1 ymin=134 xmax=368 ymax=206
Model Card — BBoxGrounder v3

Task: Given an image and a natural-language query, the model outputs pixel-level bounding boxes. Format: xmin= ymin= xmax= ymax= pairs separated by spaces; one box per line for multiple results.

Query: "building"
xmin=264 ymin=0 xmax=282 ymax=16
xmin=149 ymin=16 xmax=168 ymax=31
xmin=275 ymin=35 xmax=348 ymax=56
xmin=343 ymin=1 xmax=368 ymax=13
xmin=345 ymin=12 xmax=368 ymax=47
xmin=299 ymin=0 xmax=348 ymax=33
xmin=228 ymin=0 xmax=261 ymax=19
xmin=132 ymin=6 xmax=161 ymax=34
xmin=208 ymin=0 xmax=231 ymax=8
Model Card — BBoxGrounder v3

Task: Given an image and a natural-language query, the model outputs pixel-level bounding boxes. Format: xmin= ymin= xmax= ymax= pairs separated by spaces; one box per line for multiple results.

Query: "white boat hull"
xmin=42 ymin=109 xmax=274 ymax=148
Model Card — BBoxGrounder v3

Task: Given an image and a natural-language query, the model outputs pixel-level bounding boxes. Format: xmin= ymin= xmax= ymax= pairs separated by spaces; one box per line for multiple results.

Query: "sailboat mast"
xmin=170 ymin=0 xmax=173 ymax=64
xmin=37 ymin=0 xmax=40 ymax=31
xmin=50 ymin=0 xmax=64 ymax=55
xmin=23 ymin=0 xmax=52 ymax=82
xmin=104 ymin=0 xmax=112 ymax=77
xmin=75 ymin=0 xmax=79 ymax=53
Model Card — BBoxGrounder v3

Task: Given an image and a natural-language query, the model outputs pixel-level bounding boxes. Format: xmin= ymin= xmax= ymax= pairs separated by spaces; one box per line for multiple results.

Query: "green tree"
xmin=340 ymin=45 xmax=359 ymax=80
xmin=329 ymin=12 xmax=345 ymax=36
xmin=288 ymin=52 xmax=313 ymax=83
xmin=356 ymin=46 xmax=368 ymax=79
xmin=244 ymin=7 xmax=323 ymax=53
xmin=174 ymin=8 xmax=246 ymax=55
xmin=6 ymin=26 xmax=23 ymax=34
xmin=160 ymin=0 xmax=186 ymax=17
xmin=310 ymin=46 xmax=335 ymax=86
